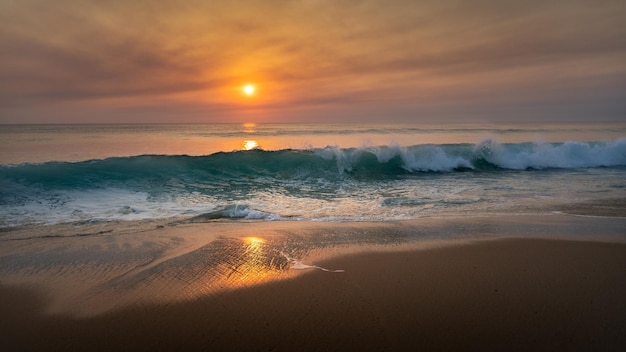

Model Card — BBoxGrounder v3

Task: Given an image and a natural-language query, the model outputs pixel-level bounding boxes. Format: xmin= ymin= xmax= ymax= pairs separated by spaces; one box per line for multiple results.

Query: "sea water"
xmin=1 ymin=122 xmax=625 ymax=228
xmin=2 ymin=122 xmax=626 ymax=314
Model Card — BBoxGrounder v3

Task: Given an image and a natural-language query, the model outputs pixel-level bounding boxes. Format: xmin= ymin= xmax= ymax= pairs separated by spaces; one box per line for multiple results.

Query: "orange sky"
xmin=1 ymin=0 xmax=625 ymax=123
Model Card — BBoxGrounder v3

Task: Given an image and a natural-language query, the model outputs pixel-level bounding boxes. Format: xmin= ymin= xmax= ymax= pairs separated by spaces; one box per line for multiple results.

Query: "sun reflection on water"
xmin=243 ymin=122 xmax=257 ymax=133
xmin=226 ymin=236 xmax=288 ymax=284
xmin=243 ymin=236 xmax=266 ymax=250
xmin=175 ymin=236 xmax=293 ymax=301
xmin=243 ymin=140 xmax=259 ymax=150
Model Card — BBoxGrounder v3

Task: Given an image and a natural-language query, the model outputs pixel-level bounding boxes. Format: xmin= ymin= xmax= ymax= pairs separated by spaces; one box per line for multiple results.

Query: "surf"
xmin=1 ymin=138 xmax=624 ymax=227
xmin=2 ymin=139 xmax=625 ymax=185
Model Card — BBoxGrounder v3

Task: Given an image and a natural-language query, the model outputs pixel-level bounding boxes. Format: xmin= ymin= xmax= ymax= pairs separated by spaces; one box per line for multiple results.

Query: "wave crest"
xmin=2 ymin=139 xmax=625 ymax=188
xmin=1 ymin=138 xmax=624 ymax=227
xmin=476 ymin=138 xmax=626 ymax=170
xmin=186 ymin=204 xmax=281 ymax=221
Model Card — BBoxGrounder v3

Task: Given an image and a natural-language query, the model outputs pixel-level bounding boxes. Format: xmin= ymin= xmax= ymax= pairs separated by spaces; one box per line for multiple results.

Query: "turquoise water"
xmin=1 ymin=123 xmax=625 ymax=226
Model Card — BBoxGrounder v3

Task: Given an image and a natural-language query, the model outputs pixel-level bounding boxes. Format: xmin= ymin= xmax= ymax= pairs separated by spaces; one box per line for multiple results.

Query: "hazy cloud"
xmin=0 ymin=0 xmax=624 ymax=123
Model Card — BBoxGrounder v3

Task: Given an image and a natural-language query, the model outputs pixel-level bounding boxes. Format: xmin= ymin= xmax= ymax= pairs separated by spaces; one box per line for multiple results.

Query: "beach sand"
xmin=2 ymin=216 xmax=625 ymax=351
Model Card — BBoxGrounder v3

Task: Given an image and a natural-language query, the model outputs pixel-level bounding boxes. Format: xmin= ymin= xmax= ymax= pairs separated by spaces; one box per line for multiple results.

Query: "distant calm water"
xmin=1 ymin=122 xmax=625 ymax=227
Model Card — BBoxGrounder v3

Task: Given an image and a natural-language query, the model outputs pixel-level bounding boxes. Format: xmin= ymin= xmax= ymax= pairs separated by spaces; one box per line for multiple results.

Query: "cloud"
xmin=0 ymin=0 xmax=625 ymax=123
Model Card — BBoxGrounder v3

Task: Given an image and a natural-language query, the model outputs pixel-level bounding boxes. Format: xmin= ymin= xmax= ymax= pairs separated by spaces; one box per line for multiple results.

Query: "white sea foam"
xmin=281 ymin=252 xmax=344 ymax=273
xmin=218 ymin=204 xmax=282 ymax=220
xmin=480 ymin=138 xmax=626 ymax=170
xmin=315 ymin=138 xmax=626 ymax=173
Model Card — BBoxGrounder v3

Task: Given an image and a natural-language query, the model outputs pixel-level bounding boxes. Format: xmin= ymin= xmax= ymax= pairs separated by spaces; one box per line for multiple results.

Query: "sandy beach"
xmin=1 ymin=215 xmax=625 ymax=351
xmin=3 ymin=0 xmax=626 ymax=349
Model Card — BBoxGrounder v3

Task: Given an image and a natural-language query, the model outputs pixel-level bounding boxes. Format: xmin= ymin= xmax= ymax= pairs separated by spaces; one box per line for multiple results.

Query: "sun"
xmin=242 ymin=84 xmax=256 ymax=96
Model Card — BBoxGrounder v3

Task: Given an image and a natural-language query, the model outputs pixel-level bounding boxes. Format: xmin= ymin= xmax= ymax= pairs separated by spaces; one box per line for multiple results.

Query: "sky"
xmin=1 ymin=0 xmax=625 ymax=124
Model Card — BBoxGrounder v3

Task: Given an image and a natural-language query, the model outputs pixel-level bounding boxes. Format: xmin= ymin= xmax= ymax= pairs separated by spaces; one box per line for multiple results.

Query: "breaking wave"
xmin=3 ymin=139 xmax=625 ymax=184
xmin=1 ymin=139 xmax=624 ymax=227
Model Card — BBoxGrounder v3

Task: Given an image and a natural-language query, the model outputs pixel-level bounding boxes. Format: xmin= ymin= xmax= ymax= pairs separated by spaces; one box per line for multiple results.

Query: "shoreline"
xmin=1 ymin=215 xmax=625 ymax=315
xmin=2 ymin=210 xmax=626 ymax=240
xmin=2 ymin=195 xmax=626 ymax=233
xmin=2 ymin=237 xmax=625 ymax=351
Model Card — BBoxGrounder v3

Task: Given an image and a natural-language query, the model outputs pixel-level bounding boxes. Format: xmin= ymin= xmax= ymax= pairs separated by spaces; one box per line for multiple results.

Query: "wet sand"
xmin=2 ymin=235 xmax=625 ymax=351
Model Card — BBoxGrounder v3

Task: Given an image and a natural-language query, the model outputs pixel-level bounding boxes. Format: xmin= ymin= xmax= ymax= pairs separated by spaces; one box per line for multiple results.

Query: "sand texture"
xmin=2 ymin=236 xmax=625 ymax=351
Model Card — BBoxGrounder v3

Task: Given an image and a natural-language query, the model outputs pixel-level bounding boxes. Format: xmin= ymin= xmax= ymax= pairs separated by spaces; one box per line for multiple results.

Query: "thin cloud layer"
xmin=1 ymin=0 xmax=624 ymax=123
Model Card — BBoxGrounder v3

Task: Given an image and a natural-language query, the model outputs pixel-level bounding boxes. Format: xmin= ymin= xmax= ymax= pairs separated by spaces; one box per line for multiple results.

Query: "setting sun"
xmin=242 ymin=84 xmax=256 ymax=96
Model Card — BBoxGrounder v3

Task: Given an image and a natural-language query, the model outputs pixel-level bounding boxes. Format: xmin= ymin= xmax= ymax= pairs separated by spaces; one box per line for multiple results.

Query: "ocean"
xmin=2 ymin=122 xmax=626 ymax=316
xmin=1 ymin=122 xmax=625 ymax=228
